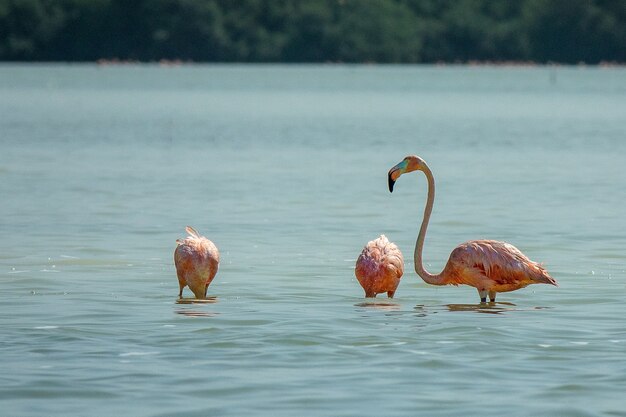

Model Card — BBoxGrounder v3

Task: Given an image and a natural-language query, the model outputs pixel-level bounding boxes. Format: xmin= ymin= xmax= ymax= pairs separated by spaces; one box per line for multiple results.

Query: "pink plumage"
xmin=442 ymin=240 xmax=558 ymax=299
xmin=174 ymin=226 xmax=220 ymax=299
xmin=388 ymin=155 xmax=558 ymax=303
xmin=355 ymin=235 xmax=404 ymax=298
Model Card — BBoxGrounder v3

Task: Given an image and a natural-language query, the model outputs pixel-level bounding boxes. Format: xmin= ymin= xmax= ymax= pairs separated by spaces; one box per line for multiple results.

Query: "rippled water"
xmin=1 ymin=64 xmax=625 ymax=416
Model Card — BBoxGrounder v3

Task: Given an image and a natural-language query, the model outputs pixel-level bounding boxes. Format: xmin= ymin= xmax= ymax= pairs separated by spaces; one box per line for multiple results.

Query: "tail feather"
xmin=535 ymin=263 xmax=558 ymax=286
xmin=185 ymin=226 xmax=201 ymax=238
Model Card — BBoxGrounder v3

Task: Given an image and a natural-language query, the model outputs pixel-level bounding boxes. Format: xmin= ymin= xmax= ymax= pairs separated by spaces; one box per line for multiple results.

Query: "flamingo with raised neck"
xmin=388 ymin=155 xmax=558 ymax=303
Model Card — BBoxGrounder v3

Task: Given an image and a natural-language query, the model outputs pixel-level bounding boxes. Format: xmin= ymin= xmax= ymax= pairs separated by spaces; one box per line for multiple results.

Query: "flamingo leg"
xmin=178 ymin=283 xmax=184 ymax=298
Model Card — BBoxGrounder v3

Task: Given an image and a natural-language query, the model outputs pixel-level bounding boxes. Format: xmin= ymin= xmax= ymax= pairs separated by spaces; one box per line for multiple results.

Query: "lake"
xmin=1 ymin=64 xmax=625 ymax=416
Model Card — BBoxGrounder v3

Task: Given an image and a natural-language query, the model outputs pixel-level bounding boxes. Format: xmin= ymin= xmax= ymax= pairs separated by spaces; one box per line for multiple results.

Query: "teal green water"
xmin=1 ymin=64 xmax=625 ymax=416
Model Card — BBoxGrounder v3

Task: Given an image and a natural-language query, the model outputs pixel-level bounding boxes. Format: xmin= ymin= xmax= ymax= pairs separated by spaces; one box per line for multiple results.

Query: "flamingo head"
xmin=388 ymin=155 xmax=425 ymax=192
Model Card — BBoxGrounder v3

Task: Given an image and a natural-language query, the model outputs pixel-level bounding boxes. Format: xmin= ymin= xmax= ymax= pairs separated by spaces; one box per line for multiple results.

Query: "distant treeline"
xmin=1 ymin=0 xmax=625 ymax=63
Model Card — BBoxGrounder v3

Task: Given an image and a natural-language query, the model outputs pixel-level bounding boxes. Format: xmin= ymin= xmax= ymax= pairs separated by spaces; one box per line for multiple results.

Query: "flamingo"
xmin=388 ymin=155 xmax=558 ymax=303
xmin=355 ymin=235 xmax=404 ymax=298
xmin=174 ymin=226 xmax=220 ymax=299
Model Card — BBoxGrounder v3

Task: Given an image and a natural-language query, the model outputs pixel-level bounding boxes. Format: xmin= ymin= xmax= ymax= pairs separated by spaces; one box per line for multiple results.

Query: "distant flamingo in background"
xmin=355 ymin=235 xmax=404 ymax=298
xmin=174 ymin=226 xmax=220 ymax=299
xmin=388 ymin=155 xmax=557 ymax=303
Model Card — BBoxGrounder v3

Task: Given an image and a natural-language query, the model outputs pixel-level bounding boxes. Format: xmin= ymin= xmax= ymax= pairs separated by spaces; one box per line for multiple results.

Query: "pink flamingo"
xmin=388 ymin=155 xmax=558 ymax=303
xmin=174 ymin=226 xmax=220 ymax=299
xmin=355 ymin=235 xmax=404 ymax=298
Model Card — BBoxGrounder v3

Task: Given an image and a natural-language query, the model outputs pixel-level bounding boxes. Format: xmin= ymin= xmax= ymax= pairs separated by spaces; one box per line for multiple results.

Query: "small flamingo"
xmin=355 ymin=235 xmax=404 ymax=298
xmin=174 ymin=226 xmax=220 ymax=299
xmin=388 ymin=155 xmax=558 ymax=303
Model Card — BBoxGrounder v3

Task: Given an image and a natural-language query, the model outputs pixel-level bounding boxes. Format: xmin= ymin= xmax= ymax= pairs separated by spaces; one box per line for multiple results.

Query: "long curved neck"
xmin=414 ymin=165 xmax=446 ymax=285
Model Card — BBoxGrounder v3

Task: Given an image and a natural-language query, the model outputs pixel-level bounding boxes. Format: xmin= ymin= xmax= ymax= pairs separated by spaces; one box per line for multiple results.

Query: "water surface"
xmin=1 ymin=64 xmax=625 ymax=416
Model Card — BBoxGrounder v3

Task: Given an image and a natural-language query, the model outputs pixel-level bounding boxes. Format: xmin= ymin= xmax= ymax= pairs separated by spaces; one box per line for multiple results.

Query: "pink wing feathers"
xmin=446 ymin=240 xmax=557 ymax=292
xmin=355 ymin=235 xmax=404 ymax=298
xmin=174 ymin=227 xmax=220 ymax=298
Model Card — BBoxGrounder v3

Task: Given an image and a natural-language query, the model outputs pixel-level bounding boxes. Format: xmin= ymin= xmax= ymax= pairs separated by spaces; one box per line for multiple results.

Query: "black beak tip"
xmin=388 ymin=175 xmax=395 ymax=193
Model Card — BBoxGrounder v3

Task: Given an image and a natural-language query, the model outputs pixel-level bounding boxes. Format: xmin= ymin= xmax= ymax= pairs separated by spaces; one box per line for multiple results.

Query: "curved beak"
xmin=388 ymin=170 xmax=397 ymax=193
xmin=387 ymin=160 xmax=407 ymax=193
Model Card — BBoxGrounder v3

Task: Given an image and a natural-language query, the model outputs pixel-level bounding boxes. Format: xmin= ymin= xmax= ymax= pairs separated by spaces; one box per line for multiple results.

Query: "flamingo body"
xmin=388 ymin=155 xmax=557 ymax=303
xmin=174 ymin=226 xmax=220 ymax=299
xmin=355 ymin=235 xmax=404 ymax=298
xmin=442 ymin=240 xmax=557 ymax=299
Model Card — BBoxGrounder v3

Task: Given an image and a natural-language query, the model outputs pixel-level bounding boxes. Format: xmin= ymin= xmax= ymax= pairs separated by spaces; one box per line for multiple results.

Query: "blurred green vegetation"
xmin=1 ymin=0 xmax=624 ymax=63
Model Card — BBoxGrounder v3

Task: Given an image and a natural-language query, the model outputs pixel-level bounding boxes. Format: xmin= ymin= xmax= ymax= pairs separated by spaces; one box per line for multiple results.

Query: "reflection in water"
xmin=175 ymin=297 xmax=218 ymax=317
xmin=446 ymin=302 xmax=515 ymax=314
xmin=350 ymin=302 xmax=556 ymax=317
xmin=354 ymin=301 xmax=401 ymax=311
xmin=413 ymin=304 xmax=429 ymax=318
xmin=444 ymin=302 xmax=552 ymax=314
xmin=413 ymin=302 xmax=553 ymax=315
xmin=175 ymin=297 xmax=217 ymax=305
xmin=175 ymin=310 xmax=219 ymax=317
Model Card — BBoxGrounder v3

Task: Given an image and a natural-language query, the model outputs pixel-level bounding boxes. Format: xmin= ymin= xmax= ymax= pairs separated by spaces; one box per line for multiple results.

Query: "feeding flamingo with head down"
xmin=355 ymin=235 xmax=404 ymax=298
xmin=174 ymin=226 xmax=220 ymax=299
xmin=388 ymin=155 xmax=558 ymax=303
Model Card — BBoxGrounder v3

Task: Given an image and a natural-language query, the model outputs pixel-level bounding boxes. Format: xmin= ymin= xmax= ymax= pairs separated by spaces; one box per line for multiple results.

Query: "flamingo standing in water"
xmin=355 ymin=235 xmax=404 ymax=298
xmin=174 ymin=226 xmax=220 ymax=299
xmin=388 ymin=155 xmax=558 ymax=303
